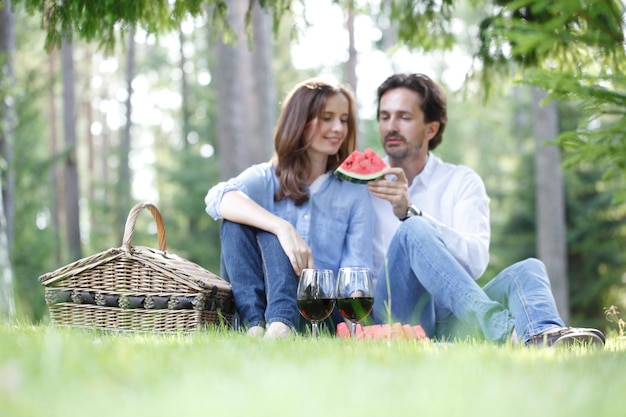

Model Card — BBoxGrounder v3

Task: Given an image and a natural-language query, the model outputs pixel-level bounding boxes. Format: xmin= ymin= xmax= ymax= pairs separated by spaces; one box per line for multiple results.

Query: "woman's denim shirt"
xmin=205 ymin=162 xmax=374 ymax=274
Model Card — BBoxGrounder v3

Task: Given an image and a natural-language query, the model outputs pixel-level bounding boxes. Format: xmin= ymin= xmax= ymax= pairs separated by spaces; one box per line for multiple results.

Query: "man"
xmin=367 ymin=73 xmax=604 ymax=347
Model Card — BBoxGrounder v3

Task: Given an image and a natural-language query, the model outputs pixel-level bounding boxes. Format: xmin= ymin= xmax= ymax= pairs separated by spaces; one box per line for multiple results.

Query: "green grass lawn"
xmin=1 ymin=323 xmax=625 ymax=417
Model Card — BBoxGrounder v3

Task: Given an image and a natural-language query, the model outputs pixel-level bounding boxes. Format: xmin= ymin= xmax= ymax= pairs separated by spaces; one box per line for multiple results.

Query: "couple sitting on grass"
xmin=205 ymin=73 xmax=605 ymax=347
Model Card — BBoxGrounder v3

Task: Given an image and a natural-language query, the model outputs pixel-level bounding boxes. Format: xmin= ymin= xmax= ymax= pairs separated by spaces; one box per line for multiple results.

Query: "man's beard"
xmin=385 ymin=138 xmax=424 ymax=160
xmin=385 ymin=145 xmax=409 ymax=160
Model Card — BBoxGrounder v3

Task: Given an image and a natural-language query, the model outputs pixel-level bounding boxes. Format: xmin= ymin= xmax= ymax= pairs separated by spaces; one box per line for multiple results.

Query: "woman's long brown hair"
xmin=271 ymin=78 xmax=357 ymax=205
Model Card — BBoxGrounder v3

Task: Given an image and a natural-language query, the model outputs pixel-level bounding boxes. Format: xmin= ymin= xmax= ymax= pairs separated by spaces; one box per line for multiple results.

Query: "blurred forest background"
xmin=0 ymin=0 xmax=625 ymax=332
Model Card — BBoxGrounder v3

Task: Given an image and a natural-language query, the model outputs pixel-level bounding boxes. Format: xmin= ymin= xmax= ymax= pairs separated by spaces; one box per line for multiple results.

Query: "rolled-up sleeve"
xmin=204 ymin=180 xmax=245 ymax=220
xmin=204 ymin=163 xmax=275 ymax=220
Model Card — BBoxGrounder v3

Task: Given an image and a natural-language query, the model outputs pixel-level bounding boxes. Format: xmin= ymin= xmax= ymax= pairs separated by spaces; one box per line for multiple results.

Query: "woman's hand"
xmin=274 ymin=220 xmax=314 ymax=277
xmin=219 ymin=190 xmax=314 ymax=276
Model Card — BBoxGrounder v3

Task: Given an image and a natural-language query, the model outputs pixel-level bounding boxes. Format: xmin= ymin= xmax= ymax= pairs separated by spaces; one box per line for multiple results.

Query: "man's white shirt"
xmin=370 ymin=153 xmax=491 ymax=284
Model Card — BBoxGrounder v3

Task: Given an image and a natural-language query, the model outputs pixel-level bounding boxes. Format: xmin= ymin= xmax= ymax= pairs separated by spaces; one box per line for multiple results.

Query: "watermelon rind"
xmin=333 ymin=167 xmax=385 ymax=184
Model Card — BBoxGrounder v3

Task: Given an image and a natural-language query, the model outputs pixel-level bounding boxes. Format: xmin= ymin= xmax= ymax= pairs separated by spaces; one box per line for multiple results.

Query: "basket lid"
xmin=39 ymin=203 xmax=230 ymax=293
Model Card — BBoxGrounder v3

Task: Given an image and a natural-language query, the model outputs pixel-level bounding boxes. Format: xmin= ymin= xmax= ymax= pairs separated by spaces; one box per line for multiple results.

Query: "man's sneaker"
xmin=577 ymin=327 xmax=606 ymax=344
xmin=526 ymin=327 xmax=605 ymax=347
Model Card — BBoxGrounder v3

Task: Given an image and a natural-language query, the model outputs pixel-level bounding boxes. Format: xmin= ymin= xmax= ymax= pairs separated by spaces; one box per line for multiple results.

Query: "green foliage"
xmin=478 ymin=0 xmax=624 ymax=72
xmin=2 ymin=11 xmax=57 ymax=321
xmin=565 ymin=165 xmax=626 ymax=327
xmin=158 ymin=150 xmax=222 ymax=272
xmin=469 ymin=1 xmax=626 ymax=323
xmin=129 ymin=19 xmax=224 ymax=273
xmin=382 ymin=0 xmax=457 ymax=51
xmin=10 ymin=67 xmax=57 ymax=322
xmin=474 ymin=0 xmax=626 ymax=200
xmin=448 ymin=86 xmax=539 ymax=280
xmin=456 ymin=84 xmax=626 ymax=328
xmin=11 ymin=0 xmax=301 ymax=52
xmin=8 ymin=0 xmax=625 ymax=328
xmin=15 ymin=0 xmax=216 ymax=51
xmin=524 ymin=69 xmax=626 ymax=203
xmin=253 ymin=0 xmax=294 ymax=39
xmin=486 ymin=146 xmax=626 ymax=328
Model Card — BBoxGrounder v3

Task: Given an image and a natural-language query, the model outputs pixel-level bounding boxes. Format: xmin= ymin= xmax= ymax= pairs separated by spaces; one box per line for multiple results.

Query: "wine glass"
xmin=335 ymin=267 xmax=374 ymax=338
xmin=297 ymin=269 xmax=335 ymax=339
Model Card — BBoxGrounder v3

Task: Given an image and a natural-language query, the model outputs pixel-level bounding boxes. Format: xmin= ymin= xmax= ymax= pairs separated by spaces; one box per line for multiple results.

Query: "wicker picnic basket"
xmin=39 ymin=202 xmax=235 ymax=333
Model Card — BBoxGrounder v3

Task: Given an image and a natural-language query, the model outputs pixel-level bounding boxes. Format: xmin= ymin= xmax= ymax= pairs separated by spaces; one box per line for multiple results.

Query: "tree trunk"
xmin=344 ymin=4 xmax=360 ymax=147
xmin=61 ymin=38 xmax=82 ymax=261
xmin=84 ymin=47 xmax=96 ymax=241
xmin=180 ymin=26 xmax=191 ymax=151
xmin=48 ymin=49 xmax=63 ymax=264
xmin=0 ymin=0 xmax=15 ymax=251
xmin=118 ymin=26 xmax=135 ymax=233
xmin=345 ymin=3 xmax=357 ymax=95
xmin=0 ymin=179 xmax=15 ymax=321
xmin=0 ymin=0 xmax=16 ymax=321
xmin=532 ymin=87 xmax=569 ymax=323
xmin=250 ymin=2 xmax=275 ymax=163
xmin=215 ymin=0 xmax=274 ymax=180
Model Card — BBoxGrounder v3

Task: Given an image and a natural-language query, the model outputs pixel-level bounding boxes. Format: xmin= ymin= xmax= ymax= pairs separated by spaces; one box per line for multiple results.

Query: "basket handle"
xmin=121 ymin=202 xmax=167 ymax=252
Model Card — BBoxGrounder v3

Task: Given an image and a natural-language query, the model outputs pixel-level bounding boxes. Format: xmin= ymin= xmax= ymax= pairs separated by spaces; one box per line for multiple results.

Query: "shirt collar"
xmin=413 ymin=152 xmax=435 ymax=187
xmin=309 ymin=172 xmax=330 ymax=195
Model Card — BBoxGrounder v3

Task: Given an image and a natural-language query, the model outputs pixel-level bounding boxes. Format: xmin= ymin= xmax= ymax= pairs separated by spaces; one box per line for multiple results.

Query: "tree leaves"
xmin=15 ymin=0 xmax=228 ymax=51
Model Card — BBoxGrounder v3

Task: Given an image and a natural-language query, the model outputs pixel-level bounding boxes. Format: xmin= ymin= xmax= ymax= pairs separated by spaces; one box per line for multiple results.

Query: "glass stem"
xmin=312 ymin=321 xmax=318 ymax=339
xmin=351 ymin=321 xmax=357 ymax=338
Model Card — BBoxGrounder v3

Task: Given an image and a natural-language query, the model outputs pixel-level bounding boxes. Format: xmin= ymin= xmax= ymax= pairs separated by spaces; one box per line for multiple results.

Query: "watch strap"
xmin=401 ymin=204 xmax=422 ymax=221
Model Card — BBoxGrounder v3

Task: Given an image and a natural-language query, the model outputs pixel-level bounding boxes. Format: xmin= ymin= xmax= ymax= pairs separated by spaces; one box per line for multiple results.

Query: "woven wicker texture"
xmin=40 ymin=202 xmax=234 ymax=333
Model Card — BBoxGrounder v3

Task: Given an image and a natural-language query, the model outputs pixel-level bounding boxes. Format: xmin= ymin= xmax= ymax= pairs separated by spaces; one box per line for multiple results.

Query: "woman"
xmin=205 ymin=78 xmax=374 ymax=338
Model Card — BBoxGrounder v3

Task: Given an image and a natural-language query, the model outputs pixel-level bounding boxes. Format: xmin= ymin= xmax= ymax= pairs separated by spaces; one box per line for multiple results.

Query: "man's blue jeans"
xmin=220 ymin=220 xmax=299 ymax=329
xmin=372 ymin=217 xmax=565 ymax=343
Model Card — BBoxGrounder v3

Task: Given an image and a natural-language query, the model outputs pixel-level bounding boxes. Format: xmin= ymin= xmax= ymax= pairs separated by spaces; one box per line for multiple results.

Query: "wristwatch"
xmin=401 ymin=204 xmax=422 ymax=221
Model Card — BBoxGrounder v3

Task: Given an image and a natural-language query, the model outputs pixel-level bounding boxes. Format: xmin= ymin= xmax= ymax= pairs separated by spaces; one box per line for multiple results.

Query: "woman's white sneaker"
xmin=264 ymin=321 xmax=292 ymax=339
xmin=246 ymin=325 xmax=266 ymax=337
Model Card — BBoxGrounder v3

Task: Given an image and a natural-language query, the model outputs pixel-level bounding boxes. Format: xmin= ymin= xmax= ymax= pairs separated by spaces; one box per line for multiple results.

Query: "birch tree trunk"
xmin=48 ymin=49 xmax=63 ymax=264
xmin=344 ymin=5 xmax=360 ymax=148
xmin=61 ymin=38 xmax=82 ymax=261
xmin=0 ymin=180 xmax=15 ymax=321
xmin=118 ymin=27 xmax=135 ymax=233
xmin=180 ymin=26 xmax=191 ymax=151
xmin=0 ymin=0 xmax=16 ymax=321
xmin=215 ymin=0 xmax=274 ymax=180
xmin=532 ymin=87 xmax=570 ymax=323
xmin=0 ymin=0 xmax=14 ymax=250
xmin=345 ymin=3 xmax=357 ymax=96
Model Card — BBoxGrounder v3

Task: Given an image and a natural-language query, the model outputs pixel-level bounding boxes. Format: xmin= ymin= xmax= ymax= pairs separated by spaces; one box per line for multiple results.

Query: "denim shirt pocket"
xmin=312 ymin=216 xmax=349 ymax=271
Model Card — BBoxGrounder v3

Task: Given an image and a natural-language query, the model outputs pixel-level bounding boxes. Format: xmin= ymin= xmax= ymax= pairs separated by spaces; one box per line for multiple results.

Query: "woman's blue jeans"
xmin=220 ymin=220 xmax=299 ymax=329
xmin=372 ymin=217 xmax=565 ymax=343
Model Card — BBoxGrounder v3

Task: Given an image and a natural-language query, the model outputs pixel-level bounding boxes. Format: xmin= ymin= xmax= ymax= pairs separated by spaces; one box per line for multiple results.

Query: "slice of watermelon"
xmin=334 ymin=148 xmax=387 ymax=183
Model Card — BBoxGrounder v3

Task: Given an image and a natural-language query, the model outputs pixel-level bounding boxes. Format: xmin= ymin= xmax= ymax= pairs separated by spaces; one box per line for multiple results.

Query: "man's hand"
xmin=367 ymin=166 xmax=410 ymax=220
xmin=274 ymin=221 xmax=314 ymax=277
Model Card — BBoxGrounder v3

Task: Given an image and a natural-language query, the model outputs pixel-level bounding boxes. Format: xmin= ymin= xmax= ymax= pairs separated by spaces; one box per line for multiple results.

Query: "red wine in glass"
xmin=336 ymin=296 xmax=373 ymax=322
xmin=297 ymin=298 xmax=335 ymax=322
xmin=297 ymin=269 xmax=335 ymax=339
xmin=336 ymin=267 xmax=374 ymax=338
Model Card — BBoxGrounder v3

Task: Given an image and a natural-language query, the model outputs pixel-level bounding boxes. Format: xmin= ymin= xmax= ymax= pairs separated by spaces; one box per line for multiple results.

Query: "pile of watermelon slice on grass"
xmin=334 ymin=148 xmax=387 ymax=183
xmin=336 ymin=322 xmax=429 ymax=341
